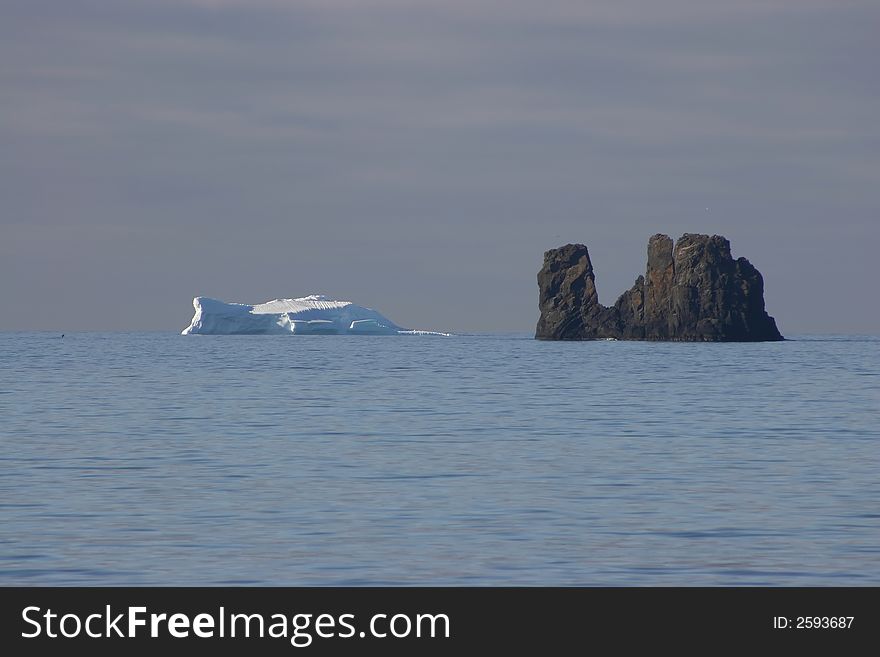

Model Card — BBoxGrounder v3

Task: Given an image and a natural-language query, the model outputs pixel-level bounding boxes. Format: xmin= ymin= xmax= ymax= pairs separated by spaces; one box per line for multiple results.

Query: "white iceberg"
xmin=181 ymin=295 xmax=449 ymax=336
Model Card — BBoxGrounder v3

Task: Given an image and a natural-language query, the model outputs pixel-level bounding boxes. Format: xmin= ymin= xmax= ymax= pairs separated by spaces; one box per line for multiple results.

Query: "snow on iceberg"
xmin=181 ymin=295 xmax=449 ymax=336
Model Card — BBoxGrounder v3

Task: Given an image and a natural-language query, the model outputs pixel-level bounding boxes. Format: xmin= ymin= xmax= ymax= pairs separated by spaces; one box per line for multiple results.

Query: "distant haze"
xmin=2 ymin=0 xmax=878 ymax=333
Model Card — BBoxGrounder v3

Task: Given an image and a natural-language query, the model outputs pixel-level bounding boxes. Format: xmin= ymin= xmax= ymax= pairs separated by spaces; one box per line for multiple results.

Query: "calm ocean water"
xmin=1 ymin=332 xmax=878 ymax=585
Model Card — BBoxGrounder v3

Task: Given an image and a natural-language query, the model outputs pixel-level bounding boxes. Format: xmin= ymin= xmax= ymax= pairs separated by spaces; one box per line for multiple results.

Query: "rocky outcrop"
xmin=536 ymin=233 xmax=783 ymax=341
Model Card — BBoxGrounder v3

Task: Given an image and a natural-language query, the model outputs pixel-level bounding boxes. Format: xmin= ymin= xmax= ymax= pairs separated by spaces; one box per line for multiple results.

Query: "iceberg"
xmin=181 ymin=295 xmax=448 ymax=336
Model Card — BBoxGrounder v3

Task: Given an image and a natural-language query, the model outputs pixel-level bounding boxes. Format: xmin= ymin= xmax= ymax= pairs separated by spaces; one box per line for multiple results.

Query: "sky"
xmin=2 ymin=0 xmax=878 ymax=333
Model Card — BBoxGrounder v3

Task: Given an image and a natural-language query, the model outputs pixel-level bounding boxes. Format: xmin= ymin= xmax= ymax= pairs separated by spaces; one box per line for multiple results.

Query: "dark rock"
xmin=536 ymin=233 xmax=783 ymax=341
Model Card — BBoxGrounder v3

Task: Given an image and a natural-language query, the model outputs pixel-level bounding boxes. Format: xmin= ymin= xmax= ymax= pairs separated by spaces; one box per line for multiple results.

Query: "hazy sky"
xmin=3 ymin=0 xmax=878 ymax=333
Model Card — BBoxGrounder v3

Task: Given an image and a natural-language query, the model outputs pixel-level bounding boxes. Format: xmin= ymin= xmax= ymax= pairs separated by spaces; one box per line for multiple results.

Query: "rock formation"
xmin=536 ymin=233 xmax=783 ymax=341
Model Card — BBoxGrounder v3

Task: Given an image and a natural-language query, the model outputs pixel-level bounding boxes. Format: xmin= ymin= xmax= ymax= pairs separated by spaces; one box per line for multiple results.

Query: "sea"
xmin=1 ymin=332 xmax=878 ymax=585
